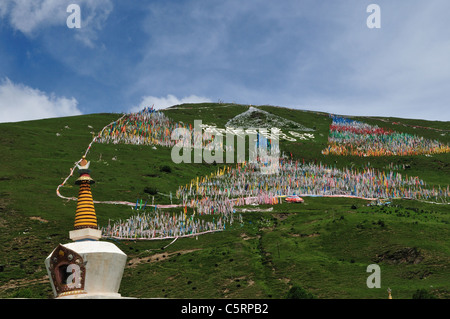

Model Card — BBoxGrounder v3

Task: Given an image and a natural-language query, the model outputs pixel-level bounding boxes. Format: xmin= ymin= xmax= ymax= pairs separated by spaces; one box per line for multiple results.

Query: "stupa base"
xmin=69 ymin=228 xmax=102 ymax=241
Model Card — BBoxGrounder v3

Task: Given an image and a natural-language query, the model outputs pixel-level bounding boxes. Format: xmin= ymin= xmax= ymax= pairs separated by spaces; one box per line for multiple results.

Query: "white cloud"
xmin=1 ymin=0 xmax=113 ymax=47
xmin=4 ymin=0 xmax=65 ymax=34
xmin=0 ymin=78 xmax=82 ymax=123
xmin=130 ymin=94 xmax=212 ymax=112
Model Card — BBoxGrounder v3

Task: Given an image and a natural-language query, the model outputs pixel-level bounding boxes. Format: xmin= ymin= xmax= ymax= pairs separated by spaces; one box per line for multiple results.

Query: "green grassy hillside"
xmin=0 ymin=103 xmax=448 ymax=299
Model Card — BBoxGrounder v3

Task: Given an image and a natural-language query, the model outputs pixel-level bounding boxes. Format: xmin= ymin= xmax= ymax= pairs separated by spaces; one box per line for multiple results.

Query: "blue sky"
xmin=1 ymin=0 xmax=449 ymax=122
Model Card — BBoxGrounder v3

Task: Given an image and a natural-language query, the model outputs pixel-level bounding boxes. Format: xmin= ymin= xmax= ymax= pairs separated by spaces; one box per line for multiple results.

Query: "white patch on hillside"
xmin=225 ymin=107 xmax=313 ymax=131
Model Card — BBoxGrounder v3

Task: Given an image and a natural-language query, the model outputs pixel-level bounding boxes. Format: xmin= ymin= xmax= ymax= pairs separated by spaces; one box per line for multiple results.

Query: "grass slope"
xmin=0 ymin=103 xmax=448 ymax=299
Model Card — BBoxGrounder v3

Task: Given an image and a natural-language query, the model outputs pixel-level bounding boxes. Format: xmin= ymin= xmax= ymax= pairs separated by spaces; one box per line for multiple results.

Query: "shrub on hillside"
xmin=160 ymin=165 xmax=172 ymax=173
xmin=285 ymin=285 xmax=316 ymax=299
xmin=144 ymin=186 xmax=158 ymax=195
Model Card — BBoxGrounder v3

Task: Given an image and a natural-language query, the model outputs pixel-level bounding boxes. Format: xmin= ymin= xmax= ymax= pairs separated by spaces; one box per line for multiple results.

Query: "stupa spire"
xmin=69 ymin=156 xmax=102 ymax=241
xmin=74 ymin=156 xmax=97 ymax=229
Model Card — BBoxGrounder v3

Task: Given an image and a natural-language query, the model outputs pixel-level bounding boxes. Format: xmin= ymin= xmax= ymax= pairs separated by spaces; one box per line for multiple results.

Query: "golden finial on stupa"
xmin=77 ymin=155 xmax=90 ymax=170
xmin=387 ymin=288 xmax=392 ymax=299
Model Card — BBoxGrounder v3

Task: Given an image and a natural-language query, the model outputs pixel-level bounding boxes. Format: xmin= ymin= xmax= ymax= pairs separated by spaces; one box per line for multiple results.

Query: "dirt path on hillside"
xmin=0 ymin=275 xmax=49 ymax=293
xmin=127 ymin=249 xmax=202 ymax=268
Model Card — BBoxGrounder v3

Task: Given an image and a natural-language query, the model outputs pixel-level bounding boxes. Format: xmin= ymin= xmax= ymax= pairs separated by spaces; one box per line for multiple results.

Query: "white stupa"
xmin=44 ymin=156 xmax=128 ymax=298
